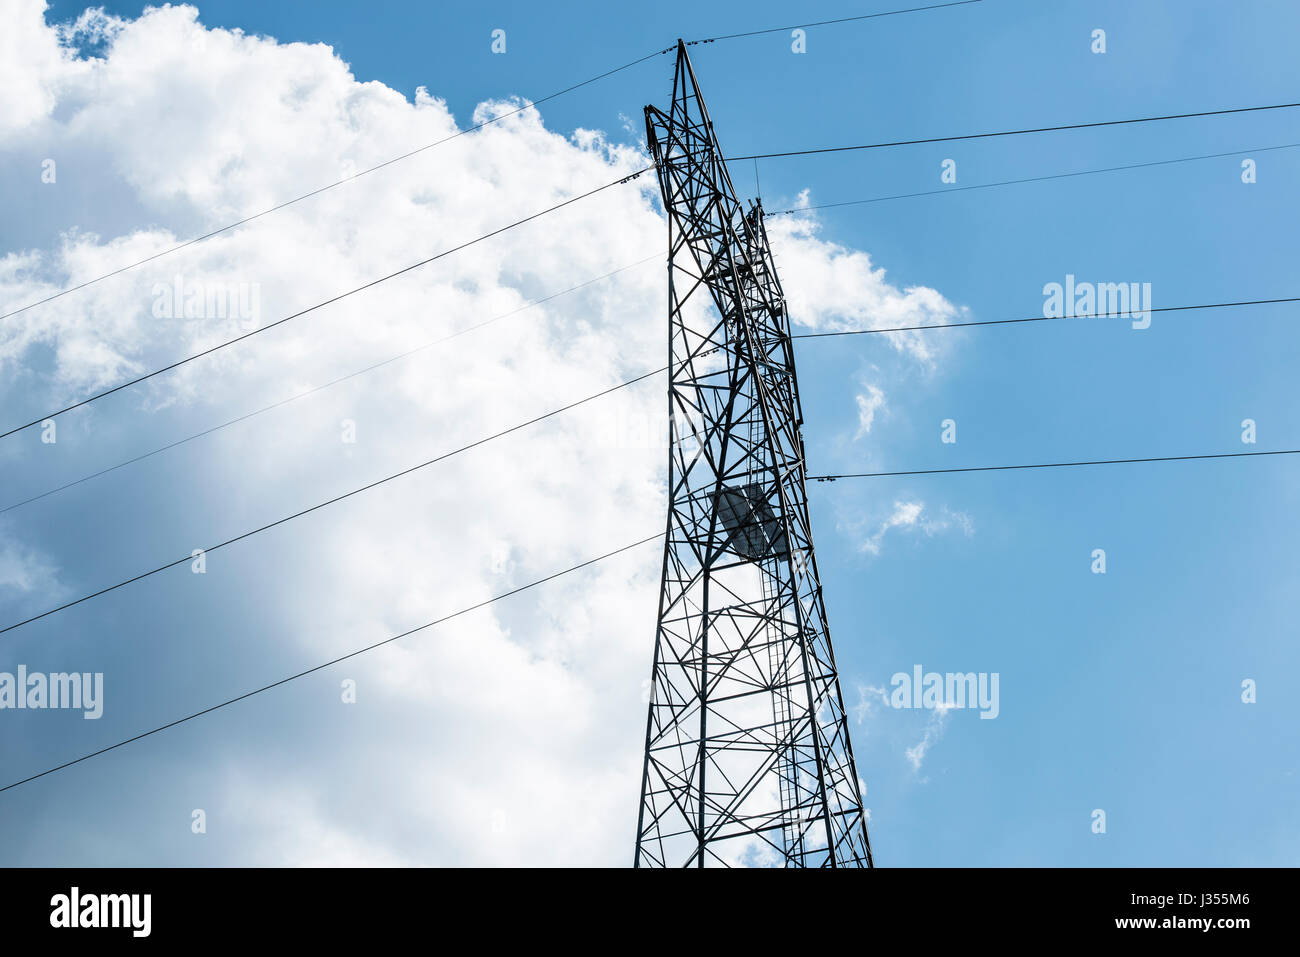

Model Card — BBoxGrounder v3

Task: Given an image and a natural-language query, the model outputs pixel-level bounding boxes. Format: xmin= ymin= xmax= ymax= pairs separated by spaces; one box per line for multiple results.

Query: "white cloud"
xmin=0 ymin=532 xmax=60 ymax=597
xmin=905 ymin=702 xmax=956 ymax=773
xmin=860 ymin=500 xmax=924 ymax=555
xmin=854 ymin=383 xmax=885 ymax=438
xmin=851 ymin=682 xmax=889 ymax=726
xmin=0 ymin=2 xmax=960 ymax=864
xmin=856 ymin=500 xmax=973 ymax=556
xmin=0 ymin=0 xmax=86 ymax=137
xmin=921 ymin=505 xmax=975 ymax=539
xmin=765 ymin=214 xmax=964 ymax=367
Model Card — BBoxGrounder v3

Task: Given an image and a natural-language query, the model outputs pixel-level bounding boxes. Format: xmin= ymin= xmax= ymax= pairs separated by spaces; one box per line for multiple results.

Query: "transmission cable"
xmin=790 ymin=296 xmax=1300 ymax=340
xmin=10 ymin=142 xmax=1290 ymax=501
xmin=810 ymin=448 xmax=1300 ymax=482
xmin=10 ymin=289 xmax=1300 ymax=634
xmin=0 ymin=255 xmax=659 ymax=516
xmin=726 ymin=102 xmax=1300 ymax=162
xmin=685 ymin=0 xmax=982 ymax=44
xmin=0 ymin=167 xmax=652 ymax=443
xmin=2 ymin=291 xmax=1293 ymax=636
xmin=0 ymin=50 xmax=668 ymax=325
xmin=6 ymin=102 xmax=1292 ymax=443
xmin=0 ymin=367 xmax=667 ymax=639
xmin=766 ymin=142 xmax=1300 ymax=215
xmin=6 ymin=95 xmax=1288 ymax=443
xmin=0 ymin=533 xmax=664 ymax=796
xmin=0 ymin=1 xmax=981 ymax=326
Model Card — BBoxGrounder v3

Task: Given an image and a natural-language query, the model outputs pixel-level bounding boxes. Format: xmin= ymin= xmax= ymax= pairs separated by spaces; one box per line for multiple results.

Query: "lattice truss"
xmin=634 ymin=42 xmax=872 ymax=868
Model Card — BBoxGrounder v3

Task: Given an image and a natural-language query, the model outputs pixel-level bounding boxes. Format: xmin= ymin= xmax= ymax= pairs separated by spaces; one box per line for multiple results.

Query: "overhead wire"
xmin=810 ymin=448 xmax=1300 ymax=482
xmin=9 ymin=0 xmax=1299 ymax=799
xmin=0 ymin=0 xmax=987 ymax=326
xmin=0 ymin=255 xmax=660 ymax=516
xmin=6 ymin=92 xmax=1295 ymax=443
xmin=726 ymin=102 xmax=1300 ymax=162
xmin=0 ymin=367 xmax=667 ymax=639
xmin=0 ymin=49 xmax=669 ymax=325
xmin=765 ymin=142 xmax=1300 ymax=215
xmin=4 ymin=290 xmax=1298 ymax=637
xmin=790 ymin=297 xmax=1300 ymax=340
xmin=7 ymin=91 xmax=1289 ymax=444
xmin=684 ymin=0 xmax=983 ymax=44
xmin=0 ymin=167 xmax=653 ymax=443
xmin=8 ymin=140 xmax=1293 ymax=502
xmin=0 ymin=532 xmax=664 ymax=796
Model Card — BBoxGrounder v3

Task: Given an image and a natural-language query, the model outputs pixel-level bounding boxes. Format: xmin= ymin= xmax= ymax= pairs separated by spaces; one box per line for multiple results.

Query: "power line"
xmin=791 ymin=297 xmax=1300 ymax=340
xmin=0 ymin=167 xmax=652 ymax=443
xmin=8 ymin=108 xmax=1287 ymax=445
xmin=766 ymin=142 xmax=1300 ymax=215
xmin=726 ymin=102 xmax=1300 ymax=162
xmin=0 ymin=532 xmax=663 ymax=796
xmin=0 ymin=255 xmax=660 ymax=516
xmin=686 ymin=0 xmax=982 ymax=44
xmin=0 ymin=50 xmax=668 ymax=325
xmin=8 ymin=209 xmax=1284 ymax=508
xmin=0 ymin=2 xmax=982 ymax=327
xmin=2 ymin=291 xmax=1291 ymax=623
xmin=5 ymin=128 xmax=1285 ymax=447
xmin=0 ymin=367 xmax=667 ymax=639
xmin=8 ymin=130 xmax=1288 ymax=495
xmin=810 ymin=448 xmax=1300 ymax=482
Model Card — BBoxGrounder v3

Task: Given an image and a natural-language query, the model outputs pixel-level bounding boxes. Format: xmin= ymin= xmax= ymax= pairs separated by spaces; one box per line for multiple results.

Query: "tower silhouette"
xmin=634 ymin=41 xmax=872 ymax=868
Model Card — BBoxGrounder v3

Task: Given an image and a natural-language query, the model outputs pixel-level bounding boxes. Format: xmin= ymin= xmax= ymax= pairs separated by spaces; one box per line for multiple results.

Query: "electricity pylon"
xmin=634 ymin=41 xmax=872 ymax=868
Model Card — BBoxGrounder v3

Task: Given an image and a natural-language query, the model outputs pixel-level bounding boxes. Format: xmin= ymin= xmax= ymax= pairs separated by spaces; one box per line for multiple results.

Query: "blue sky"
xmin=2 ymin=0 xmax=1297 ymax=865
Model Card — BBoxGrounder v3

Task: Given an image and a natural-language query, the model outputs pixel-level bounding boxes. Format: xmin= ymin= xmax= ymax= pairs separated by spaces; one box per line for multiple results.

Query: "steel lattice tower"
xmin=634 ymin=41 xmax=872 ymax=868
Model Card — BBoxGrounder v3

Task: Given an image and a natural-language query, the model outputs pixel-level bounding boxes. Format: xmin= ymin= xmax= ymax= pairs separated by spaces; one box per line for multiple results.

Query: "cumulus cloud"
xmin=765 ymin=214 xmax=964 ymax=367
xmin=0 ymin=1 xmax=960 ymax=865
